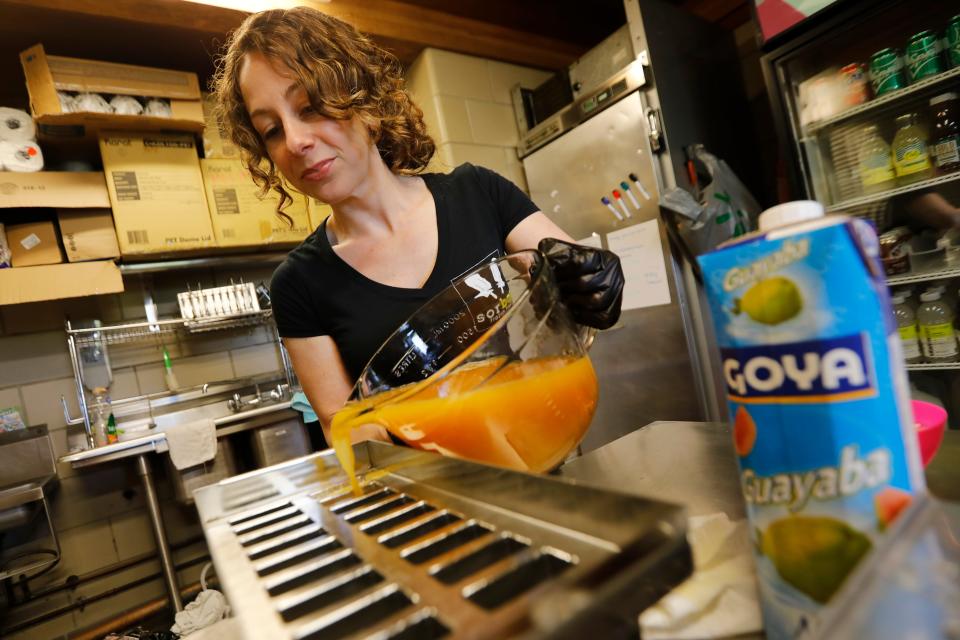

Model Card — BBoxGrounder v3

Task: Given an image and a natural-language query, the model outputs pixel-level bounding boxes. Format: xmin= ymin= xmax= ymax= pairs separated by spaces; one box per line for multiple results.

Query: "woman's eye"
xmin=300 ymin=105 xmax=316 ymax=117
xmin=261 ymin=126 xmax=280 ymax=140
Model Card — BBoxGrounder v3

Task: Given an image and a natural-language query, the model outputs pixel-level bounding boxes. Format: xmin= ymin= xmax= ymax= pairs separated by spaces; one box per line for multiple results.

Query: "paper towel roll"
xmin=74 ymin=92 xmax=112 ymax=113
xmin=144 ymin=98 xmax=172 ymax=118
xmin=0 ymin=108 xmax=36 ymax=142
xmin=57 ymin=91 xmax=76 ymax=113
xmin=0 ymin=140 xmax=44 ymax=172
xmin=110 ymin=95 xmax=143 ymax=116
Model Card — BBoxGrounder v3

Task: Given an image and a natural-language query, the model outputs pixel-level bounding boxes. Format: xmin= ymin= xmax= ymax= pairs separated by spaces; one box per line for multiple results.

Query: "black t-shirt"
xmin=270 ymin=163 xmax=539 ymax=381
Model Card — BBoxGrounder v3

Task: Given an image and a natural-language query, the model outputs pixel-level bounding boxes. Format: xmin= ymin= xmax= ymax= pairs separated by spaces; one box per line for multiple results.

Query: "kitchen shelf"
xmin=118 ymin=251 xmax=289 ymax=274
xmin=66 ymin=310 xmax=273 ymax=347
xmin=826 ymin=171 xmax=960 ymax=213
xmin=887 ymin=264 xmax=960 ymax=286
xmin=805 ymin=66 xmax=960 ymax=134
xmin=905 ymin=362 xmax=960 ymax=371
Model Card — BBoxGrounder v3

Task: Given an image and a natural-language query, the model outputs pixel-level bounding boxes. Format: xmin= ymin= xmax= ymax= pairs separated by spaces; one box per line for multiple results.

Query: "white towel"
xmin=166 ymin=418 xmax=217 ymax=470
xmin=640 ymin=512 xmax=763 ymax=639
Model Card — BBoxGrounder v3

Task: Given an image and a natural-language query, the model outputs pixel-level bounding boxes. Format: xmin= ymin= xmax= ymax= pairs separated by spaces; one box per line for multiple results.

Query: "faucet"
xmin=227 ymin=383 xmax=289 ymax=413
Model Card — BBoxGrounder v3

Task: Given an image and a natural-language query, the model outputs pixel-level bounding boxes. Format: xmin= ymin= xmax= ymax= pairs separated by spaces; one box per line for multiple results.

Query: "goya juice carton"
xmin=697 ymin=201 xmax=926 ymax=638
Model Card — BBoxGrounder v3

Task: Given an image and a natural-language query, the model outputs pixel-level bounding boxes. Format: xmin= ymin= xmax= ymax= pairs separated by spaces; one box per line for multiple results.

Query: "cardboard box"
xmin=57 ymin=209 xmax=120 ymax=262
xmin=308 ymin=198 xmax=332 ymax=230
xmin=200 ymin=158 xmax=311 ymax=246
xmin=7 ymin=221 xmax=63 ymax=267
xmin=20 ymin=44 xmax=204 ymax=139
xmin=201 ymin=93 xmax=238 ymax=159
xmin=0 ymin=261 xmax=123 ymax=305
xmin=99 ymin=132 xmax=214 ymax=255
xmin=0 ymin=172 xmax=110 ymax=209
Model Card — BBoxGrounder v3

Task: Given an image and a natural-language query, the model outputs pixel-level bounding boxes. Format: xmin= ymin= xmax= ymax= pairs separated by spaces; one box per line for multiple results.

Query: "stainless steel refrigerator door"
xmin=523 ymin=91 xmax=704 ymax=452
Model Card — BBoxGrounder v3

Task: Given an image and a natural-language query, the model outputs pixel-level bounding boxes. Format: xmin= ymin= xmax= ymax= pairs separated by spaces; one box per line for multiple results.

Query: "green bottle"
xmin=106 ymin=413 xmax=118 ymax=444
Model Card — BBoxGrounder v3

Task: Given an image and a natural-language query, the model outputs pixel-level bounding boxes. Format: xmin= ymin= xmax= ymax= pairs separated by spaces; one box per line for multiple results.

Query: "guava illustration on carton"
xmin=875 ymin=487 xmax=912 ymax=531
xmin=759 ymin=516 xmax=871 ymax=603
xmin=734 ymin=276 xmax=803 ymax=325
xmin=733 ymin=405 xmax=757 ymax=456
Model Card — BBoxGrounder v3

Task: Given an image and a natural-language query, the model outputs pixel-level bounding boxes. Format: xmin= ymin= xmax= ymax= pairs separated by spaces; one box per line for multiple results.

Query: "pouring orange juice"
xmin=329 ymin=251 xmax=600 ymax=494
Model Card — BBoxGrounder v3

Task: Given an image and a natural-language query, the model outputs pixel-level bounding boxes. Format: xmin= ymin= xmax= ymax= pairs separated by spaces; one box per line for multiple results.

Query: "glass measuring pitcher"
xmin=331 ymin=250 xmax=598 ymax=486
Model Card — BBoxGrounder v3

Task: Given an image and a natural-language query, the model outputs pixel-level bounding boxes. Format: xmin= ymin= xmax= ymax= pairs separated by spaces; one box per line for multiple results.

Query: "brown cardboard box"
xmin=7 ymin=221 xmax=63 ymax=267
xmin=99 ymin=132 xmax=214 ymax=255
xmin=308 ymin=198 xmax=332 ymax=230
xmin=19 ymin=44 xmax=203 ymax=139
xmin=0 ymin=261 xmax=123 ymax=305
xmin=57 ymin=209 xmax=120 ymax=262
xmin=201 ymin=93 xmax=238 ymax=159
xmin=0 ymin=172 xmax=110 ymax=209
xmin=200 ymin=158 xmax=311 ymax=246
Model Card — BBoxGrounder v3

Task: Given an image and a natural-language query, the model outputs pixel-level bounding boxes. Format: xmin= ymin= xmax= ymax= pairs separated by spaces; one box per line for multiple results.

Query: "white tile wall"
xmin=19 ymin=377 xmax=79 ymax=431
xmin=406 ymin=47 xmax=551 ymax=193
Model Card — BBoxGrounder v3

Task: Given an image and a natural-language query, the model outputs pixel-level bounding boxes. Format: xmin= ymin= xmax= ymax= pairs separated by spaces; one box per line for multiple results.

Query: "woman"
xmin=213 ymin=7 xmax=624 ymax=444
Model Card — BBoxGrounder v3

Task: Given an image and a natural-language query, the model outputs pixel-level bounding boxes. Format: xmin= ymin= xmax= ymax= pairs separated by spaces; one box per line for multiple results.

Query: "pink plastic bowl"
xmin=912 ymin=400 xmax=947 ymax=467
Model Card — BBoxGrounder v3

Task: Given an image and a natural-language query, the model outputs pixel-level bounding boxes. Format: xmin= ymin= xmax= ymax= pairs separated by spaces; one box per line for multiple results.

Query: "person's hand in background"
xmin=539 ymin=238 xmax=625 ymax=330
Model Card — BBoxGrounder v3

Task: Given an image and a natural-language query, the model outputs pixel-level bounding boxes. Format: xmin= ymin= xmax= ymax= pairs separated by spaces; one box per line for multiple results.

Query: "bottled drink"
xmin=698 ymin=201 xmax=925 ymax=636
xmin=930 ymin=92 xmax=960 ymax=174
xmin=892 ymin=112 xmax=934 ymax=184
xmin=917 ymin=289 xmax=959 ymax=363
xmin=91 ymin=387 xmax=110 ymax=447
xmin=891 ymin=292 xmax=924 ymax=364
xmin=858 ymin=125 xmax=896 ymax=194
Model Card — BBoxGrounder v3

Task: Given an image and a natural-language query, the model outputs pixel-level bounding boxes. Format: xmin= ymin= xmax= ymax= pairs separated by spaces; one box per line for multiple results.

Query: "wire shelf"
xmin=804 ymin=66 xmax=960 ymax=134
xmin=887 ymin=265 xmax=960 ymax=286
xmin=906 ymin=362 xmax=960 ymax=371
xmin=826 ymin=171 xmax=960 ymax=213
xmin=69 ymin=310 xmax=273 ymax=347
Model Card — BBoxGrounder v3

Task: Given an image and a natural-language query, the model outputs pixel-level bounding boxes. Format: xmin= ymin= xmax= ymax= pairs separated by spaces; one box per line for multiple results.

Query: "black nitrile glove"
xmin=539 ymin=237 xmax=625 ymax=330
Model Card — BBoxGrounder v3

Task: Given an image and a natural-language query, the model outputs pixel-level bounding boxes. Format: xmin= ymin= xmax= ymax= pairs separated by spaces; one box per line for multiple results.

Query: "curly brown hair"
xmin=211 ymin=7 xmax=435 ymax=224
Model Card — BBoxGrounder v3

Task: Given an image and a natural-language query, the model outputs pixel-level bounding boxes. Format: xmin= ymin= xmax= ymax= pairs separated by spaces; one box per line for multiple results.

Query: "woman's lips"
xmin=301 ymin=158 xmax=334 ymax=181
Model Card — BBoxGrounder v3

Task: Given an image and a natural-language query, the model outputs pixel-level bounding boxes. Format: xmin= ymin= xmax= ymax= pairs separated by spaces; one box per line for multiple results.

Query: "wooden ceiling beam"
xmin=300 ymin=0 xmax=584 ymax=69
xmin=1 ymin=0 xmax=584 ymax=69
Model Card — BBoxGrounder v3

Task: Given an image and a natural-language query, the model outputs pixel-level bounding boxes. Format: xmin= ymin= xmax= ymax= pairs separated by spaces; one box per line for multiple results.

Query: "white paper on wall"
xmin=606 ymin=219 xmax=671 ymax=310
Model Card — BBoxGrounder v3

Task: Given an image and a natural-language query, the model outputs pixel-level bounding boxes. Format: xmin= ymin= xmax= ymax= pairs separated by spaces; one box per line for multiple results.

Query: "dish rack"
xmin=194 ymin=442 xmax=692 ymax=640
xmin=63 ymin=311 xmax=294 ymax=447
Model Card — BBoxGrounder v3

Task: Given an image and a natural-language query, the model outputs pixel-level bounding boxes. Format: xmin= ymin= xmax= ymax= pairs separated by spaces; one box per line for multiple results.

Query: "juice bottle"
xmin=892 ymin=112 xmax=934 ymax=184
xmin=697 ymin=201 xmax=925 ymax=637
xmin=917 ymin=288 xmax=959 ymax=363
xmin=891 ymin=291 xmax=923 ymax=364
xmin=930 ymin=92 xmax=960 ymax=174
xmin=857 ymin=125 xmax=896 ymax=194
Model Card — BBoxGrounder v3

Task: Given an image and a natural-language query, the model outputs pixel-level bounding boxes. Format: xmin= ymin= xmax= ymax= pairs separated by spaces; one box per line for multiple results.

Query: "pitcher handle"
xmin=578 ymin=325 xmax=598 ymax=351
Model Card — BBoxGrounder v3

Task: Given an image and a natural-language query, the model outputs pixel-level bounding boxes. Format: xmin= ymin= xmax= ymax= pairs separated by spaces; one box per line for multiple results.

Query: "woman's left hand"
xmin=539 ymin=237 xmax=625 ymax=330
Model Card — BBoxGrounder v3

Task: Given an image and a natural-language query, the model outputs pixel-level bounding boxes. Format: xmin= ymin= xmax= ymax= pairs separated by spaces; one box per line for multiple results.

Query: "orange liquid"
xmin=331 ymin=355 xmax=598 ymax=494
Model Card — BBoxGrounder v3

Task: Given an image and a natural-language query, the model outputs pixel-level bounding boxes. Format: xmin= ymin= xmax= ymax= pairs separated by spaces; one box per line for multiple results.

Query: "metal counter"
xmin=559 ymin=421 xmax=745 ymax=519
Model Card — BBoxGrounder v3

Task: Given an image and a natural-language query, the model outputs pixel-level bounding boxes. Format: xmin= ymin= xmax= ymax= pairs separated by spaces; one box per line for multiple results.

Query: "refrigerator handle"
xmin=645 ymin=107 xmax=664 ymax=153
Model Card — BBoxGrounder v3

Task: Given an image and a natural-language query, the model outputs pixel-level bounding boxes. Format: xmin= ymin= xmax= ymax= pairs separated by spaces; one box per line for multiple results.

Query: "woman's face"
xmin=239 ymin=52 xmax=377 ymax=205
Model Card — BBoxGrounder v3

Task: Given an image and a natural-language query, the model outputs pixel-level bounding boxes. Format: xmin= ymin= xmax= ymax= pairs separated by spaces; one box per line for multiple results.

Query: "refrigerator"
xmin=760 ymin=0 xmax=960 ymax=420
xmin=517 ymin=0 xmax=759 ymax=451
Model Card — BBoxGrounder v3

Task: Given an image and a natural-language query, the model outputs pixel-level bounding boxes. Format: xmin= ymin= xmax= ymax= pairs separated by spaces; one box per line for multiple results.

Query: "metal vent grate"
xmin=194 ymin=442 xmax=692 ymax=639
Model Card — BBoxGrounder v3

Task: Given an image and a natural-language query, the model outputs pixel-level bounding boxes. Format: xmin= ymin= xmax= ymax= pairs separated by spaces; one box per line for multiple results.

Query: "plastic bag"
xmin=660 ymin=147 xmax=761 ymax=255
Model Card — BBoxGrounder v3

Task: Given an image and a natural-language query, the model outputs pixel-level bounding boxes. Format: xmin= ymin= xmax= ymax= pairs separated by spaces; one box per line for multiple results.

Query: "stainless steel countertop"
xmin=560 ymin=420 xmax=746 ymax=519
xmin=60 ymin=402 xmax=295 ymax=468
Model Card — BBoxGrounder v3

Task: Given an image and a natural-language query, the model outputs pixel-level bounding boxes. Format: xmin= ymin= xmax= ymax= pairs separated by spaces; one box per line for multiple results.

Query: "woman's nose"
xmin=284 ymin=117 xmax=313 ymax=156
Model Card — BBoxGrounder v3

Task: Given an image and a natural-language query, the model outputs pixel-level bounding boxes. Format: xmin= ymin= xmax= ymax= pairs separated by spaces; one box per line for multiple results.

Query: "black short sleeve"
xmin=468 ymin=164 xmax=539 ymax=235
xmin=270 ymin=255 xmax=328 ymax=339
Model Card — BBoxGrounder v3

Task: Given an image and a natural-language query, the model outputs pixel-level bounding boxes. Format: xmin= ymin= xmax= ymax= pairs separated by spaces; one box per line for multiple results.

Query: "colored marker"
xmin=629 ymin=172 xmax=652 ymax=200
xmin=612 ymin=190 xmax=632 ymax=219
xmin=601 ymin=196 xmax=623 ymax=221
xmin=619 ymin=181 xmax=641 ymax=209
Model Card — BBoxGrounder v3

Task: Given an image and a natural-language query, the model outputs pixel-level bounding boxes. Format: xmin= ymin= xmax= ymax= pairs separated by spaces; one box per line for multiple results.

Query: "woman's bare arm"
xmin=284 ymin=335 xmax=388 ymax=447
